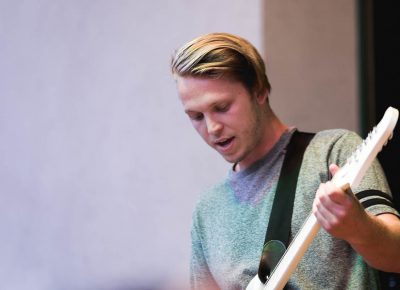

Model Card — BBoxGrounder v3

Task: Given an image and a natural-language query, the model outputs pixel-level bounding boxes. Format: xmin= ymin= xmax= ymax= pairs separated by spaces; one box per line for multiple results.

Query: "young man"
xmin=171 ymin=32 xmax=400 ymax=289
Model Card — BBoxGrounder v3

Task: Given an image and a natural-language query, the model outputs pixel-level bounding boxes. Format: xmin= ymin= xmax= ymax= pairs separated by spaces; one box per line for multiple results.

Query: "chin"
xmin=222 ymin=154 xmax=242 ymax=165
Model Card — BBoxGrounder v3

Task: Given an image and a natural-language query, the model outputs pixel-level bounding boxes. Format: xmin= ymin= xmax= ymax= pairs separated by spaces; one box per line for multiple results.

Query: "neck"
xmin=235 ymin=109 xmax=288 ymax=172
xmin=262 ymin=110 xmax=289 ymax=152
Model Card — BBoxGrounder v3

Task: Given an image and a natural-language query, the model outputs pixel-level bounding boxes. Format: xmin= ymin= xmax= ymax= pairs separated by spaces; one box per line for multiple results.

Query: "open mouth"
xmin=216 ymin=137 xmax=234 ymax=148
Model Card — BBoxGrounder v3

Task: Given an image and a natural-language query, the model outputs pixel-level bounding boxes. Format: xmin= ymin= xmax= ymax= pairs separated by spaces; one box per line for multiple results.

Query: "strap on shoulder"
xmin=258 ymin=131 xmax=315 ymax=284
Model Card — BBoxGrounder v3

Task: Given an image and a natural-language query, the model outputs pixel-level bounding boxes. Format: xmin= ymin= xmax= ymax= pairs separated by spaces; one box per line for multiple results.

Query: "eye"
xmin=215 ymin=103 xmax=230 ymax=113
xmin=188 ymin=112 xmax=204 ymax=121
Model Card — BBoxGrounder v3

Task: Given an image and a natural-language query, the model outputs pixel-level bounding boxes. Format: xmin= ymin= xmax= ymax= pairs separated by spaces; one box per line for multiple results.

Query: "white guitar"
xmin=247 ymin=106 xmax=399 ymax=290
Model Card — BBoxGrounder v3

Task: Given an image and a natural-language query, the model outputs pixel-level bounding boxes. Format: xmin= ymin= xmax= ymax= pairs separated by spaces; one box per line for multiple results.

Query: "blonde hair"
xmin=171 ymin=32 xmax=271 ymax=96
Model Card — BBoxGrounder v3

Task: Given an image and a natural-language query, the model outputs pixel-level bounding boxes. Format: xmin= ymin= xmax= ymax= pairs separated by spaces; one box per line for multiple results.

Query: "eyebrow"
xmin=184 ymin=100 xmax=228 ymax=114
xmin=184 ymin=108 xmax=197 ymax=114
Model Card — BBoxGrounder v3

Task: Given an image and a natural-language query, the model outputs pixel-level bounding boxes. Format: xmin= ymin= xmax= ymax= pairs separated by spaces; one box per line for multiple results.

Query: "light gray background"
xmin=0 ymin=1 xmax=357 ymax=289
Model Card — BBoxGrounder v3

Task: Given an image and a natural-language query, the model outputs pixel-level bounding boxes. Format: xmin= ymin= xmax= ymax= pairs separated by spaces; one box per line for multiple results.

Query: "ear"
xmin=256 ymin=90 xmax=269 ymax=105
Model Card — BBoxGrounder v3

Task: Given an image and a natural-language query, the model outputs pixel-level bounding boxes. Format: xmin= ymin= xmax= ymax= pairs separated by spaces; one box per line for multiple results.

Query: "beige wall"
xmin=263 ymin=0 xmax=359 ymax=133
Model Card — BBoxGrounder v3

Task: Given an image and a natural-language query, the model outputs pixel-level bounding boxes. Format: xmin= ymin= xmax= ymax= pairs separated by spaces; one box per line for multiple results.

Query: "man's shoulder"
xmin=309 ymin=128 xmax=362 ymax=150
xmin=300 ymin=128 xmax=363 ymax=171
xmin=313 ymin=128 xmax=360 ymax=142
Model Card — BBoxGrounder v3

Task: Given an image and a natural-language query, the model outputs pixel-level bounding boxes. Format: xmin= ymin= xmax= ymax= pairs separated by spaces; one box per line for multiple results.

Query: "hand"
xmin=312 ymin=164 xmax=368 ymax=242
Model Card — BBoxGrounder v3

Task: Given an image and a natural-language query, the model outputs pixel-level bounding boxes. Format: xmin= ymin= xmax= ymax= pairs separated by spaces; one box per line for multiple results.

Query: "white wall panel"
xmin=0 ymin=1 xmax=262 ymax=289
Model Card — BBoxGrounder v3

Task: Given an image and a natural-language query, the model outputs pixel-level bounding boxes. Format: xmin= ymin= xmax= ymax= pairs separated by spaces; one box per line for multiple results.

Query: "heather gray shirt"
xmin=190 ymin=128 xmax=399 ymax=290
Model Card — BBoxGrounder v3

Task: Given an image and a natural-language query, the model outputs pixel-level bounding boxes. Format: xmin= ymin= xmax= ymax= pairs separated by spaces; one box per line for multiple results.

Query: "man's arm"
xmin=313 ymin=164 xmax=400 ymax=273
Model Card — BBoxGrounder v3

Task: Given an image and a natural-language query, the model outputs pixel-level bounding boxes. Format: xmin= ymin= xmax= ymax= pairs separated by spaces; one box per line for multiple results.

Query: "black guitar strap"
xmin=258 ymin=131 xmax=315 ymax=285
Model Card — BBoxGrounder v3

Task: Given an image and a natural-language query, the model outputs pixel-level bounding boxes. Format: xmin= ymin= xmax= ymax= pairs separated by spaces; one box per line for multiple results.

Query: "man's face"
xmin=176 ymin=75 xmax=267 ymax=170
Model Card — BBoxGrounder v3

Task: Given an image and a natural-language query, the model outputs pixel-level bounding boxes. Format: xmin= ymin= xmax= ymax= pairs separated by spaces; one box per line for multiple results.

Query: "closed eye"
xmin=215 ymin=103 xmax=230 ymax=113
xmin=187 ymin=112 xmax=204 ymax=121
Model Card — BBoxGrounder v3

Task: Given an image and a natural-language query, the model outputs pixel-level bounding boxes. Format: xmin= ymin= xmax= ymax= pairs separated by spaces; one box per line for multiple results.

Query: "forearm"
xmin=347 ymin=213 xmax=400 ymax=273
xmin=313 ymin=164 xmax=400 ymax=273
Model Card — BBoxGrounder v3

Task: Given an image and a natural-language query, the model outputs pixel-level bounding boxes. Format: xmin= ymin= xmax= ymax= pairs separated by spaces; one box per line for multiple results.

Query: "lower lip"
xmin=216 ymin=137 xmax=235 ymax=154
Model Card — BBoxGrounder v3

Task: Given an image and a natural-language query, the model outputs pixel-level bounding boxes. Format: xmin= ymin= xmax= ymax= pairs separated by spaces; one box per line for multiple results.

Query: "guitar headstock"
xmin=333 ymin=107 xmax=399 ymax=189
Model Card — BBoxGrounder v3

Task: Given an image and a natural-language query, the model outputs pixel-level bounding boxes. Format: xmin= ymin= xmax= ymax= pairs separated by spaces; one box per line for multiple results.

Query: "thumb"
xmin=329 ymin=164 xmax=340 ymax=176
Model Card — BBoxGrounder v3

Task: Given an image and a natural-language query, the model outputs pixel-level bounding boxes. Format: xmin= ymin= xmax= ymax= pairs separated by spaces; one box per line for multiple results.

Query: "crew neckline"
xmin=230 ymin=127 xmax=297 ymax=178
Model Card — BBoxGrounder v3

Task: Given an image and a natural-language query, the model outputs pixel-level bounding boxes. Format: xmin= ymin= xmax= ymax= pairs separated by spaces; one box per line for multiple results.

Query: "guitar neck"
xmin=263 ymin=213 xmax=320 ymax=290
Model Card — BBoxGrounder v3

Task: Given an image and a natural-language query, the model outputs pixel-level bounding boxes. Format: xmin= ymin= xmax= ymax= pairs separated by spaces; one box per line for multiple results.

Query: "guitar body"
xmin=246 ymin=107 xmax=399 ymax=290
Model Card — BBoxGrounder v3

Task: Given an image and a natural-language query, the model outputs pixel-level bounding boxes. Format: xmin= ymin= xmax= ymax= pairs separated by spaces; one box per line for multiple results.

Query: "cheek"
xmin=237 ymin=108 xmax=261 ymax=138
xmin=192 ymin=122 xmax=208 ymax=140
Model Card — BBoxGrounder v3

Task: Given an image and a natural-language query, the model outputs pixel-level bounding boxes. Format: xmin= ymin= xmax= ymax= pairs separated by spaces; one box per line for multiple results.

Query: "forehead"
xmin=176 ymin=75 xmax=236 ymax=94
xmin=176 ymin=76 xmax=249 ymax=110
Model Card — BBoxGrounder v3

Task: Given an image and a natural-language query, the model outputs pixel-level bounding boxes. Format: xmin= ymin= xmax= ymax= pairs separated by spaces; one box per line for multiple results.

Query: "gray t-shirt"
xmin=190 ymin=128 xmax=399 ymax=290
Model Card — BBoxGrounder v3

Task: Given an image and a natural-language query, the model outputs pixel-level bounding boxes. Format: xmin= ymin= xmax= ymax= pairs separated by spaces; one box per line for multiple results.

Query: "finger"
xmin=315 ymin=183 xmax=350 ymax=219
xmin=329 ymin=183 xmax=356 ymax=210
xmin=314 ymin=183 xmax=338 ymax=215
xmin=321 ymin=195 xmax=347 ymax=218
xmin=329 ymin=164 xmax=340 ymax=176
xmin=319 ymin=181 xmax=347 ymax=205
xmin=328 ymin=188 xmax=350 ymax=204
xmin=313 ymin=198 xmax=339 ymax=230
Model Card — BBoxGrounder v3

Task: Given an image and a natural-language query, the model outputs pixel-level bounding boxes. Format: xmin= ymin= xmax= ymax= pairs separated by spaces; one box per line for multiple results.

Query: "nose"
xmin=205 ymin=115 xmax=223 ymax=135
